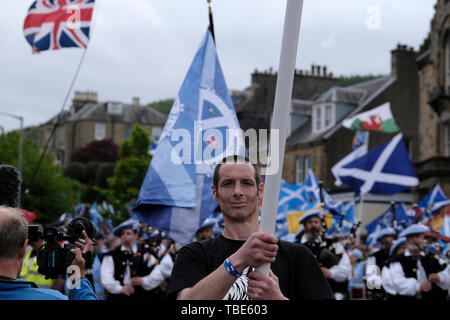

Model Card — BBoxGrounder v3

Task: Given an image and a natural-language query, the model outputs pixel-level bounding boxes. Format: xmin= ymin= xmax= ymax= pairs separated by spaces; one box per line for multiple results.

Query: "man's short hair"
xmin=0 ymin=206 xmax=28 ymax=259
xmin=213 ymin=155 xmax=261 ymax=190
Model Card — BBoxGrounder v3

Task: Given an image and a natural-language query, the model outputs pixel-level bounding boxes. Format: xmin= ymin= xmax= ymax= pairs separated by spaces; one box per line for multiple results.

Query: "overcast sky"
xmin=0 ymin=0 xmax=437 ymax=133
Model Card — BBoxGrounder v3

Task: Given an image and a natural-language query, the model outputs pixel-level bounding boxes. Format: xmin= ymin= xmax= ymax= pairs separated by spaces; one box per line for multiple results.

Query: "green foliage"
xmin=96 ymin=162 xmax=115 ymax=189
xmin=64 ymin=162 xmax=86 ymax=183
xmin=0 ymin=130 xmax=80 ymax=224
xmin=98 ymin=125 xmax=152 ymax=226
xmin=147 ymin=98 xmax=174 ymax=115
xmin=337 ymin=74 xmax=385 ymax=87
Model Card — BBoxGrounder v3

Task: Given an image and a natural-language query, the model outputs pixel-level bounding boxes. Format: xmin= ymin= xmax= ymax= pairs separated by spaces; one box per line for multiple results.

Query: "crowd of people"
xmin=0 ymin=161 xmax=449 ymax=300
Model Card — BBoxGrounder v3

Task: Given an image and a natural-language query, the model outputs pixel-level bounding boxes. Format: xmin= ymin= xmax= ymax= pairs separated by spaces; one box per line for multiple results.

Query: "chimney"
xmin=72 ymin=91 xmax=98 ymax=113
xmin=323 ymin=65 xmax=327 ymax=77
xmin=311 ymin=64 xmax=315 ymax=76
xmin=132 ymin=97 xmax=140 ymax=105
xmin=391 ymin=43 xmax=417 ymax=79
xmin=316 ymin=65 xmax=321 ymax=77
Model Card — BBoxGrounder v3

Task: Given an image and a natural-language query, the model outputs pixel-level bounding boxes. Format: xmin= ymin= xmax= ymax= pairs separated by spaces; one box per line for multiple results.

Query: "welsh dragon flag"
xmin=343 ymin=102 xmax=400 ymax=133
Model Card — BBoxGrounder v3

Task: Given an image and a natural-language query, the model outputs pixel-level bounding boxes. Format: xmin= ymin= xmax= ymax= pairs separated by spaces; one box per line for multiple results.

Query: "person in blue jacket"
xmin=0 ymin=206 xmax=97 ymax=300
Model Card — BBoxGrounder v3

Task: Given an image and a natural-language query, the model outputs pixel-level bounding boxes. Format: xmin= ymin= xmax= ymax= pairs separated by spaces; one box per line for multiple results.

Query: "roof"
xmin=286 ymin=76 xmax=396 ymax=148
xmin=43 ymin=102 xmax=167 ymax=127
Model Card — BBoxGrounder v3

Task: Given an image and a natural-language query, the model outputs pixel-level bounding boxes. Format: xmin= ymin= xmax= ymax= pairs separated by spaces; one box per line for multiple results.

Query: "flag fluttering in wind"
xmin=417 ymin=185 xmax=450 ymax=219
xmin=342 ymin=102 xmax=400 ymax=133
xmin=23 ymin=0 xmax=95 ymax=53
xmin=333 ymin=133 xmax=419 ymax=195
xmin=133 ymin=30 xmax=245 ymax=245
xmin=365 ymin=203 xmax=414 ymax=247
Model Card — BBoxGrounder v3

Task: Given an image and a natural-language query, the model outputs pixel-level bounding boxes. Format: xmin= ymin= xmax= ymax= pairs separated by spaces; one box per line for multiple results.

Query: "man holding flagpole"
xmin=167 ymin=156 xmax=333 ymax=300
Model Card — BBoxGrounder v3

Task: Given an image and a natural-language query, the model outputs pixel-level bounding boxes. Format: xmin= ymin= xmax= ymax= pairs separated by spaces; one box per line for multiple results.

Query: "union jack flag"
xmin=23 ymin=0 xmax=95 ymax=53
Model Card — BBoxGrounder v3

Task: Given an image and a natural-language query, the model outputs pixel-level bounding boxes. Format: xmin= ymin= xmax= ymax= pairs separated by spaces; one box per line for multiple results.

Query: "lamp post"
xmin=0 ymin=111 xmax=24 ymax=207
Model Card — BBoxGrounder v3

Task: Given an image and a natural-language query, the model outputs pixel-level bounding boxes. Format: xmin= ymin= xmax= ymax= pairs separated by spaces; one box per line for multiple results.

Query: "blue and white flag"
xmin=333 ymin=133 xmax=419 ymax=195
xmin=133 ymin=30 xmax=245 ymax=245
xmin=303 ymin=169 xmax=320 ymax=202
xmin=417 ymin=185 xmax=450 ymax=220
xmin=332 ymin=144 xmax=367 ymax=186
xmin=325 ymin=201 xmax=356 ymax=237
xmin=275 ymin=181 xmax=314 ymax=241
xmin=365 ymin=203 xmax=414 ymax=247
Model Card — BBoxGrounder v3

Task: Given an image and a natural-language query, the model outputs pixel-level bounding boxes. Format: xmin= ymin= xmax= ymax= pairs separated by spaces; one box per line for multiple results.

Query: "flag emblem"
xmin=343 ymin=102 xmax=400 ymax=133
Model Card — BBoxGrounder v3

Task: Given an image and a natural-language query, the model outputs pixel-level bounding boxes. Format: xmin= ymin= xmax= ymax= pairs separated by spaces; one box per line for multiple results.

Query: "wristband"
xmin=224 ymin=257 xmax=242 ymax=278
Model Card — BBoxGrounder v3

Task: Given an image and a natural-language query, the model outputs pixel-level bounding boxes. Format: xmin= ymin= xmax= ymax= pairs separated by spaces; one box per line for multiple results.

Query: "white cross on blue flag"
xmin=333 ymin=133 xmax=419 ymax=195
xmin=133 ymin=30 xmax=245 ymax=245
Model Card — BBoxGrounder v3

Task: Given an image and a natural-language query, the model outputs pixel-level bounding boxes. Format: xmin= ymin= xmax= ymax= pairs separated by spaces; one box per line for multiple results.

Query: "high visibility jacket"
xmin=20 ymin=248 xmax=54 ymax=289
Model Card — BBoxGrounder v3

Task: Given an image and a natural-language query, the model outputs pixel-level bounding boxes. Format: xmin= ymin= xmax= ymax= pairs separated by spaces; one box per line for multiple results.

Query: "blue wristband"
xmin=224 ymin=258 xmax=242 ymax=278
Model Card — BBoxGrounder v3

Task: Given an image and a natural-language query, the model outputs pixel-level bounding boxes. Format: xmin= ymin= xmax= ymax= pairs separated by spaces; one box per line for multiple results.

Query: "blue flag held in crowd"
xmin=365 ymin=203 xmax=414 ymax=246
xmin=333 ymin=133 xmax=419 ymax=195
xmin=417 ymin=184 xmax=450 ymax=220
xmin=133 ymin=30 xmax=245 ymax=245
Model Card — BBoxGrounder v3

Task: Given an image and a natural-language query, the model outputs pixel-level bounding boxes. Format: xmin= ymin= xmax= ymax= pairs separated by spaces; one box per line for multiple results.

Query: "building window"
xmin=325 ymin=105 xmax=333 ymax=127
xmin=313 ymin=103 xmax=335 ymax=133
xmin=296 ymin=156 xmax=313 ymax=184
xmin=151 ymin=126 xmax=162 ymax=144
xmin=296 ymin=157 xmax=304 ymax=184
xmin=445 ymin=35 xmax=450 ymax=93
xmin=305 ymin=156 xmax=313 ymax=173
xmin=123 ymin=125 xmax=132 ymax=139
xmin=445 ymin=122 xmax=450 ymax=157
xmin=95 ymin=123 xmax=106 ymax=140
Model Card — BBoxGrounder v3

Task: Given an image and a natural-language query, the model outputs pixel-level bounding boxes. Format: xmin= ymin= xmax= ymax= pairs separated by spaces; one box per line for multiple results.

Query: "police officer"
xmin=298 ymin=208 xmax=351 ymax=300
xmin=101 ymin=221 xmax=173 ymax=300
xmin=389 ymin=224 xmax=450 ymax=300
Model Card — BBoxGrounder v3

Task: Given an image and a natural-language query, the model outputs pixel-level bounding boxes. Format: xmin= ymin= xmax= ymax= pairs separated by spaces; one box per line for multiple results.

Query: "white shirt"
xmin=389 ymin=249 xmax=450 ymax=296
xmin=300 ymin=235 xmax=350 ymax=282
xmin=381 ymin=265 xmax=396 ymax=295
xmin=101 ymin=244 xmax=174 ymax=294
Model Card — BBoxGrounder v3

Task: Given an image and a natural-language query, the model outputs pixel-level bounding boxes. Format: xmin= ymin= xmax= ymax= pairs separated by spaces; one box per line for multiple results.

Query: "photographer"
xmin=20 ymin=224 xmax=64 ymax=291
xmin=0 ymin=206 xmax=97 ymax=300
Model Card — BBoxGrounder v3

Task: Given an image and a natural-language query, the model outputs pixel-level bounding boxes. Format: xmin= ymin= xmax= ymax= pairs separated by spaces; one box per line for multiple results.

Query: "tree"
xmin=70 ymin=139 xmax=119 ymax=163
xmin=97 ymin=125 xmax=151 ymax=225
xmin=0 ymin=130 xmax=80 ymax=224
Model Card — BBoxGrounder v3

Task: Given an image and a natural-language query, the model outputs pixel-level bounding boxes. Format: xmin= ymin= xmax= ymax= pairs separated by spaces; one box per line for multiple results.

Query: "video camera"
xmin=28 ymin=217 xmax=96 ymax=279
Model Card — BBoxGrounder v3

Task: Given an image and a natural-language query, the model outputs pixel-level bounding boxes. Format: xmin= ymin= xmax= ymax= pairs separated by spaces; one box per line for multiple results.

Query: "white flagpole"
xmin=357 ymin=193 xmax=364 ymax=243
xmin=256 ymin=0 xmax=304 ymax=276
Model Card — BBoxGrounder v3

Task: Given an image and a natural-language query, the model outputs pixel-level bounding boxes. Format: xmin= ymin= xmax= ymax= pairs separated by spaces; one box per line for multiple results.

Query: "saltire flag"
xmin=23 ymin=0 xmax=95 ymax=53
xmin=303 ymin=169 xmax=320 ymax=202
xmin=416 ymin=185 xmax=450 ymax=222
xmin=275 ymin=181 xmax=315 ymax=241
xmin=303 ymin=168 xmax=342 ymax=213
xmin=333 ymin=133 xmax=418 ymax=195
xmin=325 ymin=201 xmax=355 ymax=237
xmin=133 ymin=30 xmax=245 ymax=245
xmin=332 ymin=144 xmax=367 ymax=186
xmin=365 ymin=203 xmax=414 ymax=247
xmin=342 ymin=102 xmax=400 ymax=133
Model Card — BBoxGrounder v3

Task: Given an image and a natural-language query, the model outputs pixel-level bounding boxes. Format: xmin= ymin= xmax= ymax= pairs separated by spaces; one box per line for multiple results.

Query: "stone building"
xmin=416 ymin=0 xmax=450 ymax=198
xmin=283 ymin=45 xmax=420 ymax=191
xmin=38 ymin=91 xmax=167 ymax=166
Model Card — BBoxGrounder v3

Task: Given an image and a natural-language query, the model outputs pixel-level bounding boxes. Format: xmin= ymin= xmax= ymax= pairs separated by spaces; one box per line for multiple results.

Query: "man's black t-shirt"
xmin=167 ymin=235 xmax=334 ymax=300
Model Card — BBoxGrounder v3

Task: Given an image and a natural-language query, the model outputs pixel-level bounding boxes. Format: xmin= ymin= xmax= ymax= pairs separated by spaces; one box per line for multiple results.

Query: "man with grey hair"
xmin=0 ymin=206 xmax=97 ymax=300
